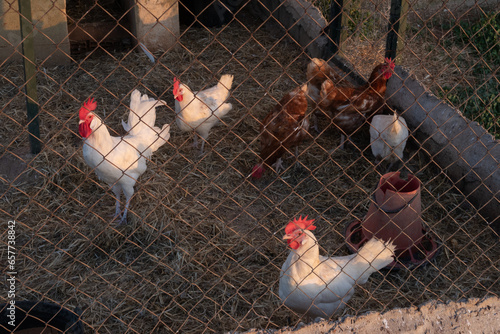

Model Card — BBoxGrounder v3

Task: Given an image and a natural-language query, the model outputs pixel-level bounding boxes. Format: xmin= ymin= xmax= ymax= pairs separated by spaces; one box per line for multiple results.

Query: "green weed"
xmin=440 ymin=12 xmax=499 ymax=138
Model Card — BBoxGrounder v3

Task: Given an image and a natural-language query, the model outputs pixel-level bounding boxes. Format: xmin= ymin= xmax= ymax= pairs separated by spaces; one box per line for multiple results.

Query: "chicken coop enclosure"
xmin=1 ymin=0 xmax=499 ymax=333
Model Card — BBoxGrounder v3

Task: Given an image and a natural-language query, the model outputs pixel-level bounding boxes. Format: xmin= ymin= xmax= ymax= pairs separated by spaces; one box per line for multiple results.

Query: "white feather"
xmin=370 ymin=112 xmax=409 ymax=163
xmin=174 ymin=74 xmax=234 ymax=141
xmin=139 ymin=42 xmax=155 ymax=63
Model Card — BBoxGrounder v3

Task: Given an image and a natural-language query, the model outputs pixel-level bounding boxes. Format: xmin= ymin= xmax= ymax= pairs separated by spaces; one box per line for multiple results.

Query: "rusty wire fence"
xmin=0 ymin=0 xmax=499 ymax=333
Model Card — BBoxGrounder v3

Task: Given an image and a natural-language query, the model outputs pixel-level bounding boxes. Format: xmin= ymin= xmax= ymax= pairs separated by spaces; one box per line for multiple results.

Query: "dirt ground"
xmin=239 ymin=296 xmax=500 ymax=333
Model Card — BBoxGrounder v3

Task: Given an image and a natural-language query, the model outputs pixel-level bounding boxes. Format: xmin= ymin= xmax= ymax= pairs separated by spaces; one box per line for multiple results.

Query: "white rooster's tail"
xmin=148 ymin=123 xmax=171 ymax=153
xmin=343 ymin=238 xmax=395 ymax=284
xmin=212 ymin=74 xmax=234 ymax=119
xmin=389 ymin=112 xmax=401 ymax=135
xmin=122 ymin=89 xmax=166 ymax=137
xmin=217 ymin=74 xmax=234 ymax=101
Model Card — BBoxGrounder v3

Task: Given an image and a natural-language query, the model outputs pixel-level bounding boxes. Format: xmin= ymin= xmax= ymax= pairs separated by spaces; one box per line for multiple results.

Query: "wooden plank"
xmin=18 ymin=0 xmax=41 ymax=154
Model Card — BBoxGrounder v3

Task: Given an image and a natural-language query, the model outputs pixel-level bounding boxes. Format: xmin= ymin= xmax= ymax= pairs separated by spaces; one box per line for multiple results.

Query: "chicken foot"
xmin=117 ymin=197 xmax=131 ymax=226
xmin=272 ymin=158 xmax=284 ymax=173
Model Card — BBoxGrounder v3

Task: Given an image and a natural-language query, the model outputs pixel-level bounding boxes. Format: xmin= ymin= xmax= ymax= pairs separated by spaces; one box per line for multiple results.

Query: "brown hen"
xmin=319 ymin=58 xmax=396 ymax=149
xmin=251 ymin=85 xmax=310 ymax=178
xmin=306 ymin=58 xmax=345 ymax=105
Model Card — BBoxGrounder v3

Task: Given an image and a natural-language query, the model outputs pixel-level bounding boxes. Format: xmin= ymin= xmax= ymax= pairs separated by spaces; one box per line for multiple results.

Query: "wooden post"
xmin=18 ymin=0 xmax=41 ymax=154
xmin=339 ymin=0 xmax=350 ymax=57
xmin=385 ymin=0 xmax=408 ymax=63
xmin=397 ymin=0 xmax=409 ymax=60
xmin=327 ymin=0 xmax=344 ymax=55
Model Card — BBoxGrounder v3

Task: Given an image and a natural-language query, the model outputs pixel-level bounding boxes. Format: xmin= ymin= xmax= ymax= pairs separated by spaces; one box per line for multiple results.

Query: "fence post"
xmin=327 ymin=0 xmax=346 ymax=56
xmin=385 ymin=0 xmax=408 ymax=62
xmin=18 ymin=0 xmax=41 ymax=154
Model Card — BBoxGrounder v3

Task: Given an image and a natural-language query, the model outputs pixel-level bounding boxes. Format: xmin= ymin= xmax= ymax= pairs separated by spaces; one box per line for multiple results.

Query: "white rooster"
xmin=370 ymin=111 xmax=409 ymax=170
xmin=78 ymin=90 xmax=170 ymax=225
xmin=279 ymin=216 xmax=395 ymax=318
xmin=173 ymin=75 xmax=234 ymax=154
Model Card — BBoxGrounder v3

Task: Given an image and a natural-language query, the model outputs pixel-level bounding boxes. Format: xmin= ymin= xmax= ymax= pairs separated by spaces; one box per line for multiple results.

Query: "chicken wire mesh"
xmin=0 ymin=0 xmax=499 ymax=333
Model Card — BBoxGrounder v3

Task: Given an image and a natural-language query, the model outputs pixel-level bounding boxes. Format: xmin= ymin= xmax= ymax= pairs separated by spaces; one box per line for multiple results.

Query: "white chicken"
xmin=78 ymin=90 xmax=170 ymax=225
xmin=173 ymin=75 xmax=234 ymax=154
xmin=370 ymin=111 xmax=409 ymax=170
xmin=279 ymin=216 xmax=395 ymax=318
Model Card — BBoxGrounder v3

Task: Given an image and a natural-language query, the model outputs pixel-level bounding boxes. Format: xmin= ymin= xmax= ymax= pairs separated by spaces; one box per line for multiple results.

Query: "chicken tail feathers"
xmin=122 ymin=119 xmax=131 ymax=133
xmin=307 ymin=58 xmax=327 ymax=80
xmin=123 ymin=89 xmax=166 ymax=136
xmin=149 ymin=123 xmax=171 ymax=153
xmin=217 ymin=74 xmax=234 ymax=100
xmin=390 ymin=112 xmax=401 ymax=135
xmin=344 ymin=238 xmax=395 ymax=284
xmin=307 ymin=58 xmax=342 ymax=83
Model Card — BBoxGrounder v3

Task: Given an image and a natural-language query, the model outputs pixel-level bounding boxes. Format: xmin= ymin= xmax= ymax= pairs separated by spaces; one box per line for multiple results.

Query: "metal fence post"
xmin=327 ymin=0 xmax=345 ymax=56
xmin=385 ymin=0 xmax=408 ymax=62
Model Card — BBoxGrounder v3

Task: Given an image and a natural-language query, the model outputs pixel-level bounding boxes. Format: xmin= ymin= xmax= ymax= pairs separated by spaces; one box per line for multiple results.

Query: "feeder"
xmin=345 ymin=172 xmax=438 ymax=268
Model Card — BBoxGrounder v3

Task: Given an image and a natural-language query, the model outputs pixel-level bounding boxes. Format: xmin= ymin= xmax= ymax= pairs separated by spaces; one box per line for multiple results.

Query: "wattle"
xmin=79 ymin=122 xmax=92 ymax=138
xmin=288 ymin=239 xmax=300 ymax=250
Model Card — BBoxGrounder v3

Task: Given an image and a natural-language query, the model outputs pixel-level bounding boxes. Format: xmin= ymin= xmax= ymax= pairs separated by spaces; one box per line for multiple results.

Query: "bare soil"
xmin=239 ymin=296 xmax=500 ymax=333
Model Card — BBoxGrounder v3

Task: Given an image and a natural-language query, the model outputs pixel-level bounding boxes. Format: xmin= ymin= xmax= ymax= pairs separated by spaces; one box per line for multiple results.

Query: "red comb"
xmin=79 ymin=98 xmax=97 ymax=120
xmin=285 ymin=216 xmax=316 ymax=234
xmin=385 ymin=57 xmax=395 ymax=70
xmin=173 ymin=77 xmax=180 ymax=91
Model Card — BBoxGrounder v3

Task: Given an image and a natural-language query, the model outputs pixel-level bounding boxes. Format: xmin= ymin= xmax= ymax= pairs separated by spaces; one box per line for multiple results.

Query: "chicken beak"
xmin=174 ymin=93 xmax=183 ymax=102
xmin=283 ymin=234 xmax=293 ymax=240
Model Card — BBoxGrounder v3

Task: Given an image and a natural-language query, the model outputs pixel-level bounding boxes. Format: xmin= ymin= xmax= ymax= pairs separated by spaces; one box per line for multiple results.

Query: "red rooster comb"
xmin=382 ymin=58 xmax=395 ymax=79
xmin=385 ymin=57 xmax=395 ymax=71
xmin=79 ymin=98 xmax=97 ymax=120
xmin=285 ymin=216 xmax=316 ymax=234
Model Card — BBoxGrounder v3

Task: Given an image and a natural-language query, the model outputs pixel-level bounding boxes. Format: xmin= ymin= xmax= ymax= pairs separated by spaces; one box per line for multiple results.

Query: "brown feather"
xmin=319 ymin=60 xmax=393 ymax=136
xmin=258 ymin=86 xmax=309 ymax=169
xmin=306 ymin=58 xmax=343 ymax=92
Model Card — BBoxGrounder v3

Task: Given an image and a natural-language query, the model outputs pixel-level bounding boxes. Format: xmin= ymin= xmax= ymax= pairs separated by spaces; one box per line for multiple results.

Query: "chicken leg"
xmin=192 ymin=133 xmax=199 ymax=148
xmin=118 ymin=184 xmax=134 ymax=226
xmin=111 ymin=183 xmax=134 ymax=226
xmin=112 ymin=184 xmax=123 ymax=222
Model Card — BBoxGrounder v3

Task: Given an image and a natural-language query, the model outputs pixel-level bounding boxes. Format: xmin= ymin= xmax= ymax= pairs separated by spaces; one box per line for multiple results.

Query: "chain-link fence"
xmin=1 ymin=0 xmax=498 ymax=333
